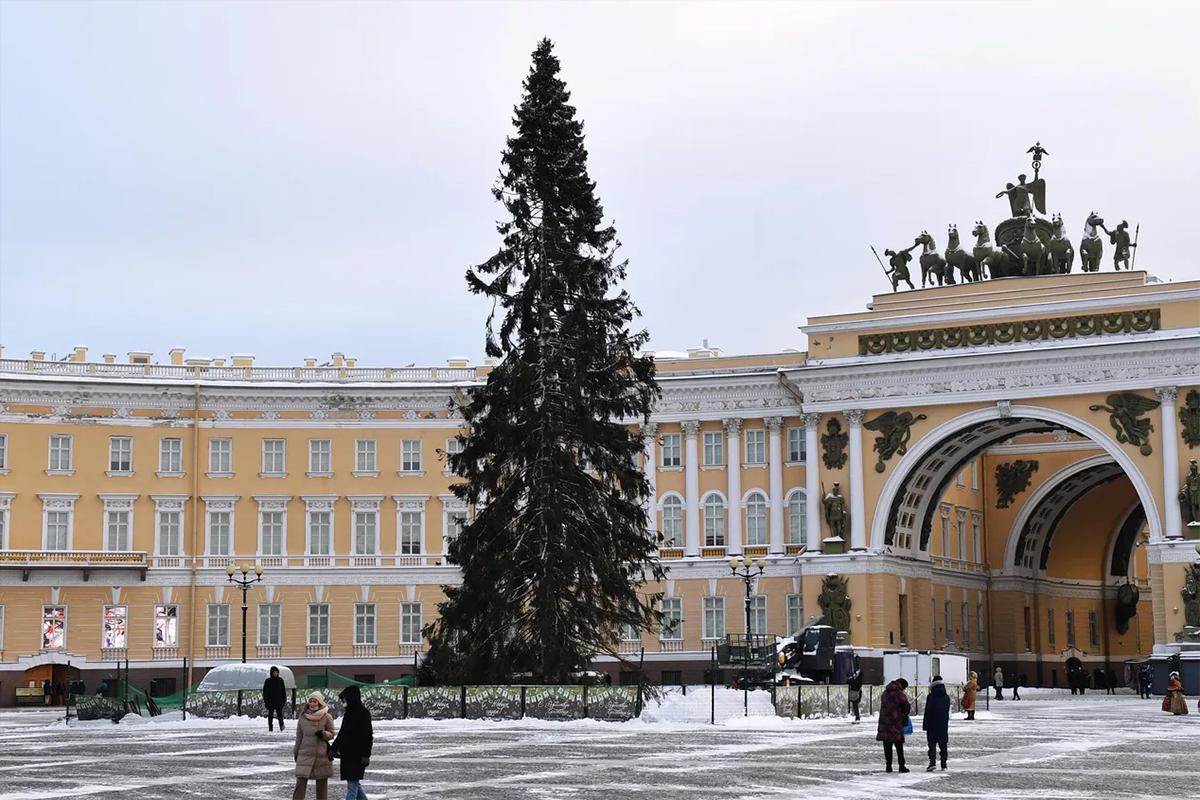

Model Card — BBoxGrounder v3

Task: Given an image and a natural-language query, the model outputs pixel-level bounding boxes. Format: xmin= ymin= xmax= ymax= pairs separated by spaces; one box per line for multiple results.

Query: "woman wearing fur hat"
xmin=293 ymin=691 xmax=337 ymax=799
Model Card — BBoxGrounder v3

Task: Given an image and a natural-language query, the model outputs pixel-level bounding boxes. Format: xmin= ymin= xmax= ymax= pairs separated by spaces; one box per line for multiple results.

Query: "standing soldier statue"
xmin=878 ymin=244 xmax=918 ymax=291
xmin=1103 ymin=220 xmax=1137 ymax=270
xmin=1181 ymin=459 xmax=1200 ymax=528
xmin=823 ymin=482 xmax=848 ymax=539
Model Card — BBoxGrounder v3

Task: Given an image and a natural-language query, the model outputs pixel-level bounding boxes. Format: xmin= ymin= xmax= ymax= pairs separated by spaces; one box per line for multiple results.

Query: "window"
xmin=745 ymin=492 xmax=767 ymax=546
xmin=660 ymin=433 xmax=681 ymax=467
xmin=308 ymin=439 xmax=332 ymax=475
xmin=308 ymin=604 xmax=330 ymax=646
xmin=970 ymin=460 xmax=979 ymax=490
xmin=45 ymin=510 xmax=70 ymax=550
xmin=787 ymin=427 xmax=805 ymax=463
xmin=308 ymin=511 xmax=331 ymax=555
xmin=208 ymin=510 xmax=232 ymax=554
xmin=940 ymin=508 xmax=950 ymax=555
xmin=0 ymin=432 xmax=7 ymax=470
xmin=744 ymin=430 xmax=765 ymax=465
xmin=159 ymin=438 xmax=183 ymax=474
xmin=1088 ymin=610 xmax=1099 ymax=648
xmin=660 ymin=598 xmax=682 ymax=640
xmin=401 ymin=440 xmax=422 ymax=472
xmin=977 ymin=603 xmax=985 ymax=647
xmin=786 ymin=594 xmax=804 ymax=636
xmin=355 ymin=439 xmax=377 ymax=473
xmin=42 ymin=605 xmax=67 ymax=649
xmin=109 ymin=437 xmax=133 ymax=473
xmin=703 ymin=495 xmax=726 ymax=547
xmin=446 ymin=511 xmax=468 ymax=543
xmin=260 ymin=511 xmax=284 ymax=556
xmin=0 ymin=506 xmax=8 ymax=550
xmin=158 ymin=510 xmax=182 ymax=555
xmin=258 ymin=604 xmax=281 ymax=646
xmin=208 ymin=439 xmax=232 ymax=475
xmin=1066 ymin=609 xmax=1076 ymax=647
xmin=956 ymin=469 xmax=965 ymax=487
xmin=787 ymin=490 xmax=807 ymax=545
xmin=444 ymin=437 xmax=464 ymax=474
xmin=154 ymin=605 xmax=179 ymax=647
xmin=354 ymin=511 xmax=377 ymax=555
xmin=1047 ymin=608 xmax=1056 ymax=646
xmin=262 ymin=439 xmax=286 ymax=475
xmin=956 ymin=515 xmax=966 ymax=560
xmin=400 ymin=602 xmax=422 ymax=644
xmin=399 ymin=511 xmax=422 ymax=555
xmin=944 ymin=601 xmax=953 ymax=641
xmin=749 ymin=595 xmax=767 ymax=636
xmin=702 ymin=596 xmax=725 ymax=640
xmin=103 ymin=605 xmax=128 ymax=648
xmin=961 ymin=601 xmax=970 ymax=644
xmin=106 ymin=510 xmax=131 ymax=551
xmin=207 ymin=604 xmax=230 ymax=647
xmin=660 ymin=496 xmax=683 ymax=548
xmin=702 ymin=431 xmax=723 ymax=466
xmin=48 ymin=435 xmax=73 ymax=472
xmin=971 ymin=517 xmax=981 ymax=563
xmin=620 ymin=621 xmax=640 ymax=642
xmin=355 ymin=603 xmax=377 ymax=646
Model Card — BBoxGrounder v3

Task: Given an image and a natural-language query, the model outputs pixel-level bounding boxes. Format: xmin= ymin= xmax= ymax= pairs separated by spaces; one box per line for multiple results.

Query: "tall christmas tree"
xmin=423 ymin=39 xmax=662 ymax=684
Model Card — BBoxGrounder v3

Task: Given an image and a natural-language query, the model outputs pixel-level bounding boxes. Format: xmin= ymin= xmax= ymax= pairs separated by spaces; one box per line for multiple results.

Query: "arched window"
xmin=745 ymin=492 xmax=767 ymax=546
xmin=787 ymin=489 xmax=807 ymax=546
xmin=660 ymin=496 xmax=683 ymax=548
xmin=703 ymin=494 xmax=726 ymax=547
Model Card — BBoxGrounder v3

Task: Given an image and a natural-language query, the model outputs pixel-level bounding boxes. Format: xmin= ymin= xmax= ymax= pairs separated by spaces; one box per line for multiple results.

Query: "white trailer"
xmin=883 ymin=651 xmax=970 ymax=686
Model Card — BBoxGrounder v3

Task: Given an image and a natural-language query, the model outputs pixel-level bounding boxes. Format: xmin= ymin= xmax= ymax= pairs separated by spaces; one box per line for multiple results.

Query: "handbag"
xmin=1161 ymin=695 xmax=1171 ymax=712
xmin=902 ymin=717 xmax=913 ymax=735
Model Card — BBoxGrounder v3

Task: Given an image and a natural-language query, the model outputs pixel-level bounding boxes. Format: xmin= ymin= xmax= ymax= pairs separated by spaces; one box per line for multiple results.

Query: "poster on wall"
xmin=42 ymin=606 xmax=66 ymax=650
xmin=154 ymin=605 xmax=178 ymax=646
xmin=103 ymin=606 xmax=127 ymax=648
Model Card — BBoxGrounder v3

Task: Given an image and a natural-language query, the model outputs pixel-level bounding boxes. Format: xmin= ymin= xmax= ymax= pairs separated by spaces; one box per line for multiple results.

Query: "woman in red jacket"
xmin=876 ymin=678 xmax=912 ymax=773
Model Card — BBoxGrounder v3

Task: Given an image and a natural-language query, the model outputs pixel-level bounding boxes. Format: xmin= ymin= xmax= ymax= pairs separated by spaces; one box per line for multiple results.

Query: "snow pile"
xmin=639 ymin=687 xmax=774 ymax=724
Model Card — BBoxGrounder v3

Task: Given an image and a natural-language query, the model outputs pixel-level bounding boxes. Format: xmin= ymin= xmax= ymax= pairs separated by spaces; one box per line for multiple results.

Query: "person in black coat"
xmin=847 ymin=668 xmax=864 ymax=723
xmin=262 ymin=666 xmax=288 ymax=732
xmin=922 ymin=676 xmax=951 ymax=771
xmin=332 ymin=685 xmax=373 ymax=800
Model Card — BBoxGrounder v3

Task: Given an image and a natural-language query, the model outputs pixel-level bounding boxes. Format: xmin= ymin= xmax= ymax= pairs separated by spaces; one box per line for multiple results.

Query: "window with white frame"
xmin=355 ymin=603 xmax=377 ymax=645
xmin=1066 ymin=609 xmax=1076 ymax=647
xmin=156 ymin=504 xmax=182 ymax=555
xmin=103 ymin=605 xmax=128 ymax=648
xmin=0 ymin=432 xmax=7 ymax=471
xmin=446 ymin=510 xmax=468 ymax=543
xmin=43 ymin=605 xmax=67 ymax=649
xmin=208 ymin=438 xmax=232 ymax=475
xmin=308 ymin=439 xmax=332 ymax=475
xmin=787 ymin=490 xmax=807 ymax=545
xmin=308 ymin=510 xmax=331 ymax=555
xmin=702 ymin=431 xmax=723 ymax=466
xmin=208 ymin=510 xmax=232 ymax=554
xmin=971 ymin=516 xmax=981 ymax=563
xmin=749 ymin=595 xmax=767 ymax=635
xmin=702 ymin=596 xmax=725 ymax=640
xmin=154 ymin=605 xmax=179 ymax=647
xmin=660 ymin=433 xmax=681 ymax=467
xmin=956 ymin=468 xmax=965 ymax=487
xmin=940 ymin=507 xmax=950 ymax=555
xmin=744 ymin=429 xmax=765 ymax=465
xmin=620 ymin=621 xmax=640 ymax=642
xmin=944 ymin=601 xmax=953 ymax=641
xmin=308 ymin=603 xmax=330 ymax=646
xmin=400 ymin=602 xmax=422 ymax=644
xmin=207 ymin=604 xmax=230 ymax=647
xmin=786 ymin=594 xmax=804 ymax=636
xmin=398 ymin=510 xmax=422 ymax=555
xmin=400 ymin=440 xmax=422 ymax=473
xmin=258 ymin=604 xmax=281 ymax=646
xmin=355 ymin=439 xmax=377 ymax=473
xmin=956 ymin=515 xmax=966 ymax=560
xmin=262 ymin=439 xmax=286 ymax=475
xmin=109 ymin=437 xmax=133 ymax=473
xmin=0 ymin=505 xmax=8 ymax=550
xmin=159 ymin=438 xmax=183 ymax=474
xmin=660 ymin=496 xmax=683 ymax=547
xmin=660 ymin=597 xmax=682 ymax=640
xmin=703 ymin=495 xmax=726 ymax=547
xmin=105 ymin=508 xmax=131 ymax=551
xmin=787 ymin=427 xmax=805 ymax=463
xmin=44 ymin=509 xmax=71 ymax=550
xmin=354 ymin=511 xmax=378 ymax=555
xmin=961 ymin=601 xmax=970 ymax=643
xmin=745 ymin=492 xmax=767 ymax=546
xmin=970 ymin=459 xmax=979 ymax=490
xmin=260 ymin=510 xmax=285 ymax=556
xmin=48 ymin=435 xmax=73 ymax=472
xmin=444 ymin=437 xmax=464 ymax=473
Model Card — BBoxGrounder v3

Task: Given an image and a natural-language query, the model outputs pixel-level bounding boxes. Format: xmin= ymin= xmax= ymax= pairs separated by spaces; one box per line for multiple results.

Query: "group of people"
xmin=875 ymin=675 xmax=955 ymax=773
xmin=40 ymin=680 xmax=69 ymax=706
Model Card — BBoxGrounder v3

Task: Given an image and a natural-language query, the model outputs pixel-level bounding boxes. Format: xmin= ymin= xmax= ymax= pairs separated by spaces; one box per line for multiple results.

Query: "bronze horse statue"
xmin=971 ymin=221 xmax=1020 ymax=279
xmin=944 ymin=224 xmax=982 ymax=283
xmin=1020 ymin=216 xmax=1050 ymax=275
xmin=1079 ymin=211 xmax=1105 ymax=272
xmin=915 ymin=230 xmax=953 ymax=286
xmin=1048 ymin=213 xmax=1075 ymax=273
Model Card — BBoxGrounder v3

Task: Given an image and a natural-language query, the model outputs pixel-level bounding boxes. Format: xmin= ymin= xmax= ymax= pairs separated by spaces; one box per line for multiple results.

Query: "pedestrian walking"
xmin=1139 ymin=661 xmax=1153 ymax=699
xmin=847 ymin=667 xmax=864 ymax=724
xmin=263 ymin=666 xmax=288 ymax=732
xmin=331 ymin=686 xmax=374 ymax=800
xmin=993 ymin=666 xmax=1004 ymax=700
xmin=1012 ymin=673 xmax=1023 ymax=701
xmin=876 ymin=678 xmax=911 ymax=773
xmin=1106 ymin=669 xmax=1118 ymax=695
xmin=1164 ymin=672 xmax=1188 ymax=716
xmin=961 ymin=671 xmax=978 ymax=720
xmin=293 ymin=691 xmax=337 ymax=800
xmin=42 ymin=680 xmax=51 ymax=706
xmin=922 ymin=675 xmax=951 ymax=771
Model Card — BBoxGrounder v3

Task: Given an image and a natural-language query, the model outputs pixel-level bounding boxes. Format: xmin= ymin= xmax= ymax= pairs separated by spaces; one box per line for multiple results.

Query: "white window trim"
xmin=442 ymin=437 xmax=465 ymax=477
xmin=398 ymin=439 xmax=425 ymax=476
xmin=106 ymin=436 xmax=134 ymax=477
xmin=307 ymin=603 xmax=331 ymax=646
xmin=307 ymin=439 xmax=333 ymax=478
xmin=152 ymin=495 xmax=188 ymax=557
xmin=207 ymin=438 xmax=233 ymax=478
xmin=349 ymin=496 xmax=383 ymax=556
xmin=258 ymin=603 xmax=282 ymax=647
xmin=701 ymin=491 xmax=727 ymax=547
xmin=157 ymin=437 xmax=185 ymax=478
xmin=207 ymin=603 xmax=231 ymax=647
xmin=659 ymin=597 xmax=683 ymax=641
xmin=659 ymin=432 xmax=683 ymax=470
xmin=399 ymin=602 xmax=423 ymax=645
xmin=0 ymin=431 xmax=8 ymax=474
xmin=742 ymin=490 xmax=769 ymax=546
xmin=702 ymin=596 xmax=725 ymax=641
xmin=0 ymin=492 xmax=15 ymax=550
xmin=785 ymin=488 xmax=807 ymax=545
xmin=99 ymin=494 xmax=138 ymax=552
xmin=353 ymin=439 xmax=379 ymax=477
xmin=394 ymin=495 xmax=430 ymax=556
xmin=153 ymin=604 xmax=180 ymax=649
xmin=743 ymin=429 xmax=767 ymax=466
xmin=203 ymin=496 xmax=238 ymax=556
xmin=255 ymin=496 xmax=290 ymax=558
xmin=785 ymin=427 xmax=805 ymax=465
xmin=302 ymin=496 xmax=336 ymax=557
xmin=658 ymin=492 xmax=685 ymax=548
xmin=701 ymin=431 xmax=724 ymax=468
xmin=46 ymin=434 xmax=74 ymax=476
xmin=42 ymin=604 xmax=68 ymax=650
xmin=39 ymin=493 xmax=79 ymax=550
xmin=260 ymin=439 xmax=288 ymax=478
xmin=354 ymin=602 xmax=377 ymax=646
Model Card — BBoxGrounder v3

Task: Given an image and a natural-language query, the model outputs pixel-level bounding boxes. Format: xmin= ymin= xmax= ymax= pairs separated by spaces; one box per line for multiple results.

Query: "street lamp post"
xmin=729 ymin=555 xmax=766 ymax=717
xmin=226 ymin=563 xmax=264 ymax=716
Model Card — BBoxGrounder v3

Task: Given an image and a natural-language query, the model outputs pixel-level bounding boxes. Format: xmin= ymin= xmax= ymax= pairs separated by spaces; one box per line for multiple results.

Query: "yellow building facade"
xmin=1 ymin=271 xmax=1198 ymax=700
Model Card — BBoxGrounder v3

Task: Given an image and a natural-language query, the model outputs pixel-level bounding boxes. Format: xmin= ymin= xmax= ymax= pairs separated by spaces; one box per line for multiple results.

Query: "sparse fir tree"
xmin=422 ymin=38 xmax=662 ymax=684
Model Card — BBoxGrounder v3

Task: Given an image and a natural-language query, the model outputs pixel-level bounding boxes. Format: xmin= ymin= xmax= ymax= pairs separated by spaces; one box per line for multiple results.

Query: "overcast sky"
xmin=1 ymin=1 xmax=1196 ymax=366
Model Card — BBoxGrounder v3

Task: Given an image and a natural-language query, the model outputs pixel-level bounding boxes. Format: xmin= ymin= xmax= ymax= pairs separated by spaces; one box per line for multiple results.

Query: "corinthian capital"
xmin=1155 ymin=386 xmax=1178 ymax=404
xmin=765 ymin=416 xmax=785 ymax=433
xmin=723 ymin=417 xmax=743 ymax=436
xmin=642 ymin=421 xmax=659 ymax=438
xmin=681 ymin=420 xmax=702 ymax=437
xmin=802 ymin=412 xmax=821 ymax=430
xmin=844 ymin=409 xmax=865 ymax=427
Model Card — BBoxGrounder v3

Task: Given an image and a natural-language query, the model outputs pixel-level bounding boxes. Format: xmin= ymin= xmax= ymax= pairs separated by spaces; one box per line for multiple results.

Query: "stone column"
xmin=643 ymin=422 xmax=658 ymax=538
xmin=804 ymin=413 xmax=821 ymax=553
xmin=766 ymin=417 xmax=785 ymax=555
xmin=683 ymin=420 xmax=701 ymax=557
xmin=724 ymin=418 xmax=743 ymax=555
xmin=1157 ymin=386 xmax=1182 ymax=540
xmin=845 ymin=409 xmax=868 ymax=551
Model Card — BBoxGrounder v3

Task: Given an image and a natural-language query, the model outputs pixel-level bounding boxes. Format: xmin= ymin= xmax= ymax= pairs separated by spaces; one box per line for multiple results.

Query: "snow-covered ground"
xmin=0 ymin=693 xmax=1196 ymax=799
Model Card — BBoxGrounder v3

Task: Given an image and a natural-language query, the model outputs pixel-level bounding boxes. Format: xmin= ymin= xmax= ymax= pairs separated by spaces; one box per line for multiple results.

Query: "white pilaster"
xmin=643 ymin=422 xmax=658 ymax=538
xmin=724 ymin=418 xmax=743 ymax=555
xmin=846 ymin=409 xmax=867 ymax=551
xmin=804 ymin=413 xmax=821 ymax=553
xmin=1157 ymin=386 xmax=1181 ymax=540
xmin=683 ymin=421 xmax=701 ymax=557
xmin=766 ymin=417 xmax=785 ymax=554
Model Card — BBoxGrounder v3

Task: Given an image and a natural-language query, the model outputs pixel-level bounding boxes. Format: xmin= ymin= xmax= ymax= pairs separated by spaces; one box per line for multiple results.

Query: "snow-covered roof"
xmin=197 ymin=662 xmax=297 ymax=692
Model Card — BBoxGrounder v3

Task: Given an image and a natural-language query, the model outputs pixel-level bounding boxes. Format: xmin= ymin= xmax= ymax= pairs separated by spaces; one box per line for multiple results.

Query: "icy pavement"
xmin=0 ymin=694 xmax=1197 ymax=800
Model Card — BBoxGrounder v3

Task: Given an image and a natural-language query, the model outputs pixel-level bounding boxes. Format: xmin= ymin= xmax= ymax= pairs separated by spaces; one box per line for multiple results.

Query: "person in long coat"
xmin=293 ymin=691 xmax=337 ymax=800
xmin=847 ymin=668 xmax=864 ymax=724
xmin=961 ymin=671 xmax=978 ymax=720
xmin=1165 ymin=672 xmax=1188 ymax=716
xmin=992 ymin=666 xmax=1004 ymax=700
xmin=922 ymin=676 xmax=951 ymax=771
xmin=876 ymin=678 xmax=911 ymax=773
xmin=263 ymin=666 xmax=288 ymax=732
xmin=331 ymin=686 xmax=374 ymax=800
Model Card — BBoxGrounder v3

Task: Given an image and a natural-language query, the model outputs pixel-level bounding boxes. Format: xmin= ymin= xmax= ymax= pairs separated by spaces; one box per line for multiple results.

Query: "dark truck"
xmin=776 ymin=624 xmax=838 ymax=684
xmin=715 ymin=624 xmax=839 ymax=688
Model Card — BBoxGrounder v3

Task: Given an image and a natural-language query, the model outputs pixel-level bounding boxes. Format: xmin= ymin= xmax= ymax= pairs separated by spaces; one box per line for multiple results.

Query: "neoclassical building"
xmin=1 ymin=271 xmax=1198 ymax=699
